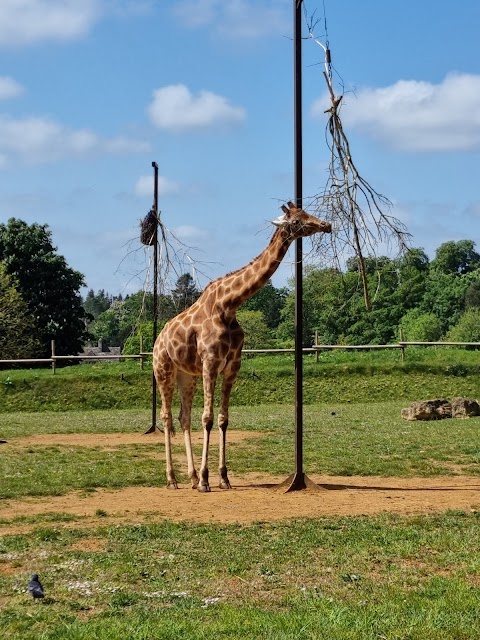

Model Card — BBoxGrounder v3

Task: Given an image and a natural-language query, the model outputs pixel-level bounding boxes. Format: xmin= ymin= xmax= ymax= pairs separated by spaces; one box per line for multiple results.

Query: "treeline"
xmin=85 ymin=274 xmax=288 ymax=353
xmin=289 ymin=242 xmax=480 ymax=346
xmin=86 ymin=240 xmax=480 ymax=351
xmin=2 ymin=216 xmax=480 ymax=362
xmin=84 ymin=273 xmax=204 ymax=353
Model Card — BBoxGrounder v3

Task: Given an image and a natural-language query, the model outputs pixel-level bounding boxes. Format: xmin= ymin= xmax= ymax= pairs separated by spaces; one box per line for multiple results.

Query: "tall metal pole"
xmin=145 ymin=161 xmax=159 ymax=434
xmin=283 ymin=0 xmax=319 ymax=491
xmin=152 ymin=161 xmax=159 ymax=431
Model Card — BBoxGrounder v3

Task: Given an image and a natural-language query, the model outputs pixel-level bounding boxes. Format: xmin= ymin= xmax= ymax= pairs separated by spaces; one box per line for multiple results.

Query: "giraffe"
xmin=153 ymin=201 xmax=331 ymax=492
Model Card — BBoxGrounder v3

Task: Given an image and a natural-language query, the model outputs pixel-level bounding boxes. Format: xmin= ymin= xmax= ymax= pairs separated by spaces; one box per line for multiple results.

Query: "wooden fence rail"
xmin=1 ymin=340 xmax=479 ymax=372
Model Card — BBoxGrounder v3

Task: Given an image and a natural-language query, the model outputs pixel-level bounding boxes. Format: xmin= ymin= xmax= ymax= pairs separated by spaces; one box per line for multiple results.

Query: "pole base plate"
xmin=143 ymin=425 xmax=160 ymax=434
xmin=277 ymin=472 xmax=325 ymax=493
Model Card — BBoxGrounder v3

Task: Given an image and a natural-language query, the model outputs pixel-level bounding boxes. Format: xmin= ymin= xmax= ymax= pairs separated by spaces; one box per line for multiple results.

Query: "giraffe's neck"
xmin=215 ymin=229 xmax=291 ymax=311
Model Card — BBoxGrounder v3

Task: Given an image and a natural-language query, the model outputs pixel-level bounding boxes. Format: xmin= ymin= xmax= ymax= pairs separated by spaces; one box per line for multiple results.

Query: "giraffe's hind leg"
xmin=154 ymin=354 xmax=178 ymax=489
xmin=177 ymin=371 xmax=199 ymax=489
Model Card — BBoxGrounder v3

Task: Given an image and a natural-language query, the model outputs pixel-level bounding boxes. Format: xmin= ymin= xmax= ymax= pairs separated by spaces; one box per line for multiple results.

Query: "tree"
xmin=236 ymin=310 xmax=273 ymax=349
xmin=276 ymin=250 xmax=432 ymax=346
xmin=90 ymin=304 xmax=123 ymax=347
xmin=122 ymin=321 xmax=167 ymax=355
xmin=399 ymin=309 xmax=442 ymax=342
xmin=420 ymin=272 xmax=472 ymax=334
xmin=0 ymin=263 xmax=42 ymax=359
xmin=464 ymin=280 xmax=480 ymax=309
xmin=83 ymin=289 xmax=113 ymax=320
xmin=395 ymin=248 xmax=429 ymax=310
xmin=89 ymin=289 xmax=178 ymax=349
xmin=171 ymin=273 xmax=201 ymax=313
xmin=277 ymin=266 xmax=360 ymax=346
xmin=447 ymin=309 xmax=480 ymax=343
xmin=431 ymin=240 xmax=480 ymax=275
xmin=240 ymin=280 xmax=287 ymax=329
xmin=0 ymin=219 xmax=89 ymax=356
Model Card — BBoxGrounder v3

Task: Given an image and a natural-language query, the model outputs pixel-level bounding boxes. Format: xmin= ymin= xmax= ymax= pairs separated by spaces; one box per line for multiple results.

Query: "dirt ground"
xmin=2 ymin=431 xmax=480 ymax=535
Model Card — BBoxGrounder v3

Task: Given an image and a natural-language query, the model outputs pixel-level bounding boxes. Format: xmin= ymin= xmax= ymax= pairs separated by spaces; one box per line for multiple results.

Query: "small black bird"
xmin=28 ymin=574 xmax=45 ymax=599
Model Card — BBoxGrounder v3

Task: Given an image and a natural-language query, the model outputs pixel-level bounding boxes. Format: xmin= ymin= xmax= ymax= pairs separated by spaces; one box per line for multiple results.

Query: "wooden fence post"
xmin=399 ymin=328 xmax=405 ymax=363
xmin=51 ymin=340 xmax=56 ymax=374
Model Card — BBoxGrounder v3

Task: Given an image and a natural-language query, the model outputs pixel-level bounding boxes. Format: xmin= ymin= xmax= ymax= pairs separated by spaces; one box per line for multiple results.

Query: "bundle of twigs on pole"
xmin=310 ymin=39 xmax=410 ymax=310
xmin=140 ymin=209 xmax=158 ymax=246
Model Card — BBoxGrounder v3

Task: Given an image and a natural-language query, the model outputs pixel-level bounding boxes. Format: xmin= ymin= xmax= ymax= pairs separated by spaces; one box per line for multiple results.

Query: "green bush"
xmin=122 ymin=321 xmax=165 ymax=355
xmin=237 ymin=310 xmax=274 ymax=349
xmin=399 ymin=309 xmax=442 ymax=341
xmin=447 ymin=309 xmax=480 ymax=343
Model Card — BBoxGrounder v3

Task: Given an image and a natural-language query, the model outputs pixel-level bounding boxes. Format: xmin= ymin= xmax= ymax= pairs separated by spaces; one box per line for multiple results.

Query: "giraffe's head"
xmin=272 ymin=201 xmax=331 ymax=240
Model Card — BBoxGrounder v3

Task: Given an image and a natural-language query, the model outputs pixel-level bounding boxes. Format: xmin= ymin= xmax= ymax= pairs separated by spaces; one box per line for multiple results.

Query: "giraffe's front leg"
xmin=199 ymin=364 xmax=217 ymax=493
xmin=218 ymin=358 xmax=241 ymax=489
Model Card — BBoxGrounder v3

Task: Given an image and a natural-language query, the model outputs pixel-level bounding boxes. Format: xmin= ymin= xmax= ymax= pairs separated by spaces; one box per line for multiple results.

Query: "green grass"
xmin=1 ymin=514 xmax=480 ymax=638
xmin=1 ymin=348 xmax=480 ymax=412
xmin=1 ymin=350 xmax=480 ymax=637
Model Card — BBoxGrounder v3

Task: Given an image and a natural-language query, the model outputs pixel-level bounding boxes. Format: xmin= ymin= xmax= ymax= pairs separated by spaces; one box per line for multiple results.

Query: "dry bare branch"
xmin=305 ymin=15 xmax=411 ymax=309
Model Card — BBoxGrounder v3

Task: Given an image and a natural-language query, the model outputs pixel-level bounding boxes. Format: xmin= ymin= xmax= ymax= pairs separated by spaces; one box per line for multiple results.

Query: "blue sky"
xmin=1 ymin=0 xmax=480 ymax=296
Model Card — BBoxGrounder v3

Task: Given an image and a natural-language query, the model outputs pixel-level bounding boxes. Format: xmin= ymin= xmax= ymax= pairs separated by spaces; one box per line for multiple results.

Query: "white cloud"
xmin=0 ymin=1 xmax=157 ymax=48
xmin=148 ymin=84 xmax=246 ymax=132
xmin=0 ymin=115 xmax=149 ymax=166
xmin=134 ymin=174 xmax=180 ymax=197
xmin=0 ymin=0 xmax=102 ymax=47
xmin=312 ymin=73 xmax=480 ymax=152
xmin=173 ymin=0 xmax=288 ymax=40
xmin=0 ymin=76 xmax=24 ymax=100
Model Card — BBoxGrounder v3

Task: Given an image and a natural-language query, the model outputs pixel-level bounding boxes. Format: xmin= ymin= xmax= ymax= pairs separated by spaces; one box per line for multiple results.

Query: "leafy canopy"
xmin=0 ymin=218 xmax=88 ymax=357
xmin=0 ymin=263 xmax=42 ymax=359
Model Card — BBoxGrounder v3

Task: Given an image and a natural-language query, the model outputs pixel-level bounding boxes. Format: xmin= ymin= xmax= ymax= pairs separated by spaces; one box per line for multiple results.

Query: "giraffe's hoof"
xmin=167 ymin=481 xmax=178 ymax=490
xmin=197 ymin=483 xmax=211 ymax=493
xmin=189 ymin=472 xmax=199 ymax=489
xmin=219 ymin=479 xmax=231 ymax=490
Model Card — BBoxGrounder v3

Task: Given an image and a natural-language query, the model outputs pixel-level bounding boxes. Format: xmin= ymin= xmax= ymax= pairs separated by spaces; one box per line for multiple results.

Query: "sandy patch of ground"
xmin=6 ymin=430 xmax=261 ymax=448
xmin=2 ymin=430 xmax=480 ymax=535
xmin=1 ymin=473 xmax=480 ymax=536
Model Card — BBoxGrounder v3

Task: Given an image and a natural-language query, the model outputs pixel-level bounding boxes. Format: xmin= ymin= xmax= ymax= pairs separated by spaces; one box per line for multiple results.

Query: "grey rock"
xmin=401 ymin=397 xmax=480 ymax=421
xmin=450 ymin=397 xmax=480 ymax=418
xmin=401 ymin=399 xmax=451 ymax=421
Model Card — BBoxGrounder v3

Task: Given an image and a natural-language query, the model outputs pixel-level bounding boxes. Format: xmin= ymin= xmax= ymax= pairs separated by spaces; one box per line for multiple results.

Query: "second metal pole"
xmin=283 ymin=0 xmax=319 ymax=491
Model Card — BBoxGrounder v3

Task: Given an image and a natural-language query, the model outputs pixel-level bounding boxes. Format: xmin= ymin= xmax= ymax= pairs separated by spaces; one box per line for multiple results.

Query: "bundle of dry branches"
xmin=306 ymin=13 xmax=410 ymax=309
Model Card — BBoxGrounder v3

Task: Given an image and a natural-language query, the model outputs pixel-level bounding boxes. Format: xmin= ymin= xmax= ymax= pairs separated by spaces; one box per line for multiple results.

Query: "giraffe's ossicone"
xmin=153 ymin=202 xmax=331 ymax=492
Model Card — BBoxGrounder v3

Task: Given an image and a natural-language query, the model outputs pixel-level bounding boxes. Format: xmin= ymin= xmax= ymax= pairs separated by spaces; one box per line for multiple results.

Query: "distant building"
xmin=79 ymin=339 xmax=121 ymax=362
